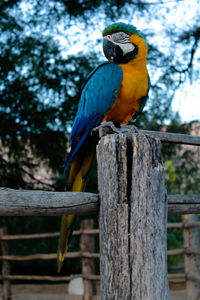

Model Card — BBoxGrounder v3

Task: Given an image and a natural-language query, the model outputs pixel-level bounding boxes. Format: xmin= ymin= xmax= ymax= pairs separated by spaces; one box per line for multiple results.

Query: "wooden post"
xmin=97 ymin=132 xmax=169 ymax=300
xmin=80 ymin=219 xmax=95 ymax=300
xmin=0 ymin=228 xmax=12 ymax=300
xmin=182 ymin=214 xmax=200 ymax=300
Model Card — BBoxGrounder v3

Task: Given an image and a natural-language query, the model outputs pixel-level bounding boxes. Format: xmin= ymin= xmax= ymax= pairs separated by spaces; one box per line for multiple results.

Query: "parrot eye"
xmin=119 ymin=32 xmax=126 ymax=38
xmin=112 ymin=31 xmax=129 ymax=42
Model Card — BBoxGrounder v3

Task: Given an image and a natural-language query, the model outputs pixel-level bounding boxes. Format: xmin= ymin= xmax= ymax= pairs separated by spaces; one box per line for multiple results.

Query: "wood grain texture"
xmin=97 ymin=132 xmax=169 ymax=300
xmin=0 ymin=188 xmax=98 ymax=216
xmin=168 ymin=194 xmax=200 ymax=203
xmin=130 ymin=134 xmax=169 ymax=300
xmin=0 ymin=187 xmax=200 ymax=216
xmin=168 ymin=195 xmax=200 ymax=215
xmin=97 ymin=133 xmax=130 ymax=300
xmin=168 ymin=204 xmax=200 ymax=215
xmin=139 ymin=129 xmax=200 ymax=146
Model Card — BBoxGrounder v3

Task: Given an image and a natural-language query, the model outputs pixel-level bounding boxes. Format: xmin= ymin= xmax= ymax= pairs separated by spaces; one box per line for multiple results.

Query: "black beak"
xmin=103 ymin=38 xmax=123 ymax=63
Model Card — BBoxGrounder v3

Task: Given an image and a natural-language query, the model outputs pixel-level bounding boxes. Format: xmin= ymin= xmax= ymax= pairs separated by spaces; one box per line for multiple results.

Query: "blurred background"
xmin=0 ymin=0 xmax=200 ymax=283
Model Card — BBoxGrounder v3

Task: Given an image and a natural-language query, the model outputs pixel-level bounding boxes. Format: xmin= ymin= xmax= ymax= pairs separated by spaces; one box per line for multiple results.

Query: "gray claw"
xmin=92 ymin=121 xmax=121 ymax=138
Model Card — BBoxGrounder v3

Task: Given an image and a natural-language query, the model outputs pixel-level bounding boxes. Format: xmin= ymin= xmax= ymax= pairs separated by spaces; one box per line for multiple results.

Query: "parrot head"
xmin=102 ymin=22 xmax=147 ymax=64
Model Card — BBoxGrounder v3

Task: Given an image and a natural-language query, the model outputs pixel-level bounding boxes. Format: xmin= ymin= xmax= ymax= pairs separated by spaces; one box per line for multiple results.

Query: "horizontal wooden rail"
xmin=168 ymin=195 xmax=200 ymax=204
xmin=0 ymin=274 xmax=187 ymax=282
xmin=1 ymin=248 xmax=199 ymax=261
xmin=139 ymin=129 xmax=200 ymax=146
xmin=167 ymin=249 xmax=184 ymax=256
xmin=167 ymin=248 xmax=200 ymax=256
xmin=0 ymin=274 xmax=100 ymax=282
xmin=0 ymin=252 xmax=100 ymax=261
xmin=168 ymin=195 xmax=200 ymax=215
xmin=1 ymin=232 xmax=60 ymax=240
xmin=0 ymin=229 xmax=99 ymax=241
xmin=0 ymin=188 xmax=98 ymax=216
xmin=1 ymin=223 xmax=199 ymax=241
xmin=1 ymin=224 xmax=199 ymax=241
xmin=0 ymin=188 xmax=200 ymax=216
xmin=167 ymin=222 xmax=200 ymax=229
xmin=168 ymin=274 xmax=185 ymax=280
xmin=167 ymin=273 xmax=200 ymax=283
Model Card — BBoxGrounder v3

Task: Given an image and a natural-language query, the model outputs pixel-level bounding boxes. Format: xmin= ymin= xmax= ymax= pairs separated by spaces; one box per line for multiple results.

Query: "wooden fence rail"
xmin=0 ymin=220 xmax=100 ymax=299
xmin=0 ymin=223 xmax=199 ymax=294
xmin=1 ymin=248 xmax=198 ymax=261
xmin=139 ymin=129 xmax=200 ymax=145
xmin=0 ymin=229 xmax=99 ymax=241
xmin=0 ymin=220 xmax=199 ymax=272
xmin=3 ymin=273 xmax=197 ymax=282
xmin=1 ymin=224 xmax=199 ymax=289
xmin=0 ymin=188 xmax=200 ymax=216
xmin=0 ymin=274 xmax=100 ymax=282
xmin=1 ymin=222 xmax=199 ymax=240
xmin=0 ymin=129 xmax=200 ymax=300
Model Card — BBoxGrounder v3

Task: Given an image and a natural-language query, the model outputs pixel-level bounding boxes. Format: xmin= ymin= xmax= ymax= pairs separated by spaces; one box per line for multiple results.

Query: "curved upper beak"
xmin=103 ymin=37 xmax=123 ymax=63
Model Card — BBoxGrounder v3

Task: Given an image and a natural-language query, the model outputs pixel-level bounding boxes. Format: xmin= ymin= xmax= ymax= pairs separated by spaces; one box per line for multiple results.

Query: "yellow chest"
xmin=103 ymin=60 xmax=149 ymax=125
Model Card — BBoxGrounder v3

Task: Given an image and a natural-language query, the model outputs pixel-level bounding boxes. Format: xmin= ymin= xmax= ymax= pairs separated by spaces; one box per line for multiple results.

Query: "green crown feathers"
xmin=102 ymin=22 xmax=143 ymax=37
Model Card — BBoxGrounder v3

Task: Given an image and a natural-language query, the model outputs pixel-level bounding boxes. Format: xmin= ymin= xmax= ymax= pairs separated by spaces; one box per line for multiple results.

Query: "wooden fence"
xmin=0 ymin=220 xmax=200 ymax=298
xmin=0 ymin=128 xmax=200 ymax=300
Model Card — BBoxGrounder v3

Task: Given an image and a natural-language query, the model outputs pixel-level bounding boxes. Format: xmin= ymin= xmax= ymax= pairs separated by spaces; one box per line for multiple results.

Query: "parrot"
xmin=57 ymin=22 xmax=149 ymax=272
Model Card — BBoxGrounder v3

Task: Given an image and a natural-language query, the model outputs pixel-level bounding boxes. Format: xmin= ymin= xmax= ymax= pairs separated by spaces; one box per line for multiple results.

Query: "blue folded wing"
xmin=64 ymin=62 xmax=123 ymax=172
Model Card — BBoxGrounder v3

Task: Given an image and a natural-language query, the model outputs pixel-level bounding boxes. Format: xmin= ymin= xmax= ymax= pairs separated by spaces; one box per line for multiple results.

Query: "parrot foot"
xmin=120 ymin=124 xmax=139 ymax=134
xmin=92 ymin=121 xmax=121 ymax=138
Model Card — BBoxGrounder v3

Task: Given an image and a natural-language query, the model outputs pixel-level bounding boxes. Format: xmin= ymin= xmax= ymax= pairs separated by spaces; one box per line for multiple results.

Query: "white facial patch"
xmin=118 ymin=42 xmax=135 ymax=55
xmin=104 ymin=31 xmax=135 ymax=56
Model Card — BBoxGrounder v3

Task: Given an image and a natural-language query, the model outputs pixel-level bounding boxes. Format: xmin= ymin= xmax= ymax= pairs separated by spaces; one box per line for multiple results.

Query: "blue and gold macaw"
xmin=57 ymin=22 xmax=149 ymax=272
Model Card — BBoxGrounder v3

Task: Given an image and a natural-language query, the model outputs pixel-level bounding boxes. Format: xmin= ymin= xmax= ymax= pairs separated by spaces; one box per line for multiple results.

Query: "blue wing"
xmin=64 ymin=62 xmax=123 ymax=172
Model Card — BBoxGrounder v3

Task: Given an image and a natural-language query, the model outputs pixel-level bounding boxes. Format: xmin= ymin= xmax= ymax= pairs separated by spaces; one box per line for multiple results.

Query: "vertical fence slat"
xmin=80 ymin=219 xmax=95 ymax=300
xmin=129 ymin=134 xmax=169 ymax=300
xmin=97 ymin=133 xmax=130 ymax=300
xmin=97 ymin=132 xmax=169 ymax=300
xmin=0 ymin=228 xmax=12 ymax=300
xmin=182 ymin=214 xmax=200 ymax=300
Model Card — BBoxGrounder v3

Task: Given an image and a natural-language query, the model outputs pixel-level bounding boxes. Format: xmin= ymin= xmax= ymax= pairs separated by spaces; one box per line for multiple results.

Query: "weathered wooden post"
xmin=97 ymin=131 xmax=169 ymax=300
xmin=0 ymin=228 xmax=12 ymax=300
xmin=182 ymin=214 xmax=200 ymax=300
xmin=80 ymin=219 xmax=95 ymax=300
